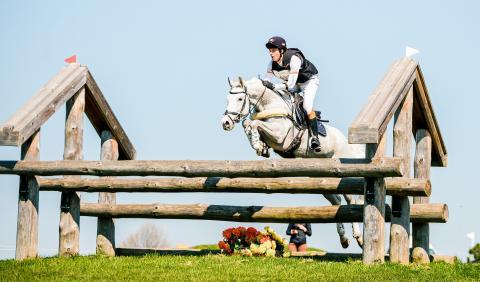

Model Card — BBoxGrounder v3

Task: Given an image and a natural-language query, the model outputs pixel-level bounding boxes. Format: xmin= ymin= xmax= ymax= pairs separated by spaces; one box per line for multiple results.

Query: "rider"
xmin=262 ymin=36 xmax=321 ymax=151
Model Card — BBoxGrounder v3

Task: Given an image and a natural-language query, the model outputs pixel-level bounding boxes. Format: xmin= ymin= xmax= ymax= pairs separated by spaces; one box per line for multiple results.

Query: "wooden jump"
xmin=0 ymin=57 xmax=449 ymax=264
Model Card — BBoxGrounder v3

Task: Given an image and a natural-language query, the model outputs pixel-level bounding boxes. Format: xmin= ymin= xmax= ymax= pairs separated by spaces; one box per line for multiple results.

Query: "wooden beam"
xmin=37 ymin=177 xmax=431 ymax=197
xmin=412 ymin=67 xmax=447 ymax=167
xmin=96 ymin=131 xmax=119 ymax=256
xmin=59 ymin=87 xmax=84 ymax=257
xmin=412 ymin=129 xmax=432 ymax=260
xmin=362 ymin=134 xmax=387 ymax=264
xmin=349 ymin=57 xmax=418 ymax=144
xmin=390 ymin=88 xmax=413 ymax=264
xmin=79 ymin=203 xmax=448 ymax=223
xmin=84 ymin=70 xmax=136 ymax=160
xmin=0 ymin=158 xmax=404 ymax=178
xmin=0 ymin=64 xmax=87 ymax=146
xmin=15 ymin=130 xmax=40 ymax=260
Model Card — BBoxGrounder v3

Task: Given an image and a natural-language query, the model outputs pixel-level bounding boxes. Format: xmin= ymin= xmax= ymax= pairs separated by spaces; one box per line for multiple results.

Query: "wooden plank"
xmin=2 ymin=64 xmax=78 ymax=132
xmin=15 ymin=130 xmax=40 ymax=260
xmin=349 ymin=58 xmax=418 ymax=144
xmin=412 ymin=67 xmax=447 ymax=167
xmin=37 ymin=176 xmax=431 ymax=197
xmin=59 ymin=88 xmax=85 ymax=257
xmin=84 ymin=70 xmax=136 ymax=160
xmin=363 ymin=134 xmax=387 ymax=264
xmin=412 ymin=129 xmax=432 ymax=260
xmin=0 ymin=158 xmax=404 ymax=178
xmin=116 ymin=248 xmax=220 ymax=256
xmin=79 ymin=203 xmax=448 ymax=223
xmin=390 ymin=88 xmax=413 ymax=264
xmin=96 ymin=131 xmax=119 ymax=256
xmin=0 ymin=65 xmax=87 ymax=146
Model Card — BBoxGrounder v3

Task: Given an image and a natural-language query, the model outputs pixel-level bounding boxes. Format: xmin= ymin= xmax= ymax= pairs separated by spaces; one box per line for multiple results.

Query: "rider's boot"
xmin=307 ymin=112 xmax=321 ymax=152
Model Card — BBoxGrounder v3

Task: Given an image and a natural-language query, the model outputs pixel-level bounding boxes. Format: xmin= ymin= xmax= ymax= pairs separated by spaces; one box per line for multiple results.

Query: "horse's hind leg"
xmin=343 ymin=194 xmax=363 ymax=248
xmin=324 ymin=194 xmax=350 ymax=249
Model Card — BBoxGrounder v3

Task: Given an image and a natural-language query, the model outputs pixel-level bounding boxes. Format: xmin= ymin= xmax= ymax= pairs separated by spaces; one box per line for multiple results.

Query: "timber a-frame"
xmin=349 ymin=57 xmax=447 ymax=167
xmin=0 ymin=63 xmax=135 ymax=259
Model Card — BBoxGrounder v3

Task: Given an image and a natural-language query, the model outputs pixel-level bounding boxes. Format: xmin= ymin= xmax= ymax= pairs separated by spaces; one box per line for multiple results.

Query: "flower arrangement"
xmin=218 ymin=226 xmax=289 ymax=257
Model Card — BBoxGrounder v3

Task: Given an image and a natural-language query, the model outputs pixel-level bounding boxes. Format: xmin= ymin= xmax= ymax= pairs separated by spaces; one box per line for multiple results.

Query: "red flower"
xmin=223 ymin=228 xmax=234 ymax=240
xmin=218 ymin=241 xmax=231 ymax=253
xmin=260 ymin=236 xmax=269 ymax=244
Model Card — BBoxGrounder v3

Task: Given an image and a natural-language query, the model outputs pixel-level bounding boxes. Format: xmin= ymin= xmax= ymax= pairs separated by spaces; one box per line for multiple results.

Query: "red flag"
xmin=64 ymin=55 xmax=77 ymax=64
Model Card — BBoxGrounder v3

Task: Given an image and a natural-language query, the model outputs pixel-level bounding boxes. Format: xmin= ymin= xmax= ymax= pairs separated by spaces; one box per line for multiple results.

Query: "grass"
xmin=1 ymin=255 xmax=479 ymax=281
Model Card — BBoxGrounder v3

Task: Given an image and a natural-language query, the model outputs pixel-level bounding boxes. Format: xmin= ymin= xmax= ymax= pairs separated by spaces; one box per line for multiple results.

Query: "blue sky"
xmin=0 ymin=0 xmax=479 ymax=260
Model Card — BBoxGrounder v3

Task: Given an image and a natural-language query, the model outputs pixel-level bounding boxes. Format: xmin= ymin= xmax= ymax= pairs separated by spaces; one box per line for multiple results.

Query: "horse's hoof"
xmin=340 ymin=237 xmax=350 ymax=249
xmin=355 ymin=237 xmax=363 ymax=248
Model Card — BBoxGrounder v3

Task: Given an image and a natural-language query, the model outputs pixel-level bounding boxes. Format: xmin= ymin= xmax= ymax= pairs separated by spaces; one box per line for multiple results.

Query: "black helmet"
xmin=265 ymin=36 xmax=286 ymax=50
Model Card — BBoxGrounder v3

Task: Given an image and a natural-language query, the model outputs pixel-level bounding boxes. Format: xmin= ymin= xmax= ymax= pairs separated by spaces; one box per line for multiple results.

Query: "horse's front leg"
xmin=324 ymin=194 xmax=349 ymax=248
xmin=243 ymin=120 xmax=269 ymax=157
xmin=343 ymin=194 xmax=363 ymax=248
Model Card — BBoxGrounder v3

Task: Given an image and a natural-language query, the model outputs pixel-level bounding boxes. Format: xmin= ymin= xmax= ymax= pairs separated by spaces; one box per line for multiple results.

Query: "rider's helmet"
xmin=265 ymin=36 xmax=287 ymax=51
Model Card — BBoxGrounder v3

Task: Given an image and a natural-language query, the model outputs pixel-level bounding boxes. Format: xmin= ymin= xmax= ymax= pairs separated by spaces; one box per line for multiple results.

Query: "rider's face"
xmin=269 ymin=48 xmax=282 ymax=63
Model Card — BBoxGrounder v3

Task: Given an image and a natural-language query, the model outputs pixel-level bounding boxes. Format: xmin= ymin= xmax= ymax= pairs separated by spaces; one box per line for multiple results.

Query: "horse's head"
xmin=221 ymin=77 xmax=250 ymax=131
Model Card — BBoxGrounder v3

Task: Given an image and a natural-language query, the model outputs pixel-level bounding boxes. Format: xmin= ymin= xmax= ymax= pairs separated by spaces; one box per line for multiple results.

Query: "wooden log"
xmin=79 ymin=203 xmax=448 ymax=223
xmin=59 ymin=87 xmax=84 ymax=257
xmin=37 ymin=177 xmax=431 ymax=197
xmin=96 ymin=131 xmax=119 ymax=256
xmin=412 ymin=129 xmax=431 ymax=261
xmin=0 ymin=157 xmax=404 ymax=178
xmin=390 ymin=88 xmax=413 ymax=264
xmin=363 ymin=134 xmax=387 ymax=264
xmin=116 ymin=248 xmax=220 ymax=256
xmin=84 ymin=70 xmax=136 ymax=160
xmin=15 ymin=130 xmax=40 ymax=260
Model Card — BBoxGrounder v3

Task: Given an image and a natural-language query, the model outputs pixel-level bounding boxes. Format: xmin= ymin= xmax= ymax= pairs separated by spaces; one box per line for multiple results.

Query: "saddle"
xmin=292 ymin=94 xmax=327 ymax=137
xmin=273 ymin=93 xmax=328 ymax=158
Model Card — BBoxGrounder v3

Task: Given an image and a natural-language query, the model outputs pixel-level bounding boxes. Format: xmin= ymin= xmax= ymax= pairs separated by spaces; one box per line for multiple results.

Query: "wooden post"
xmin=15 ymin=129 xmax=40 ymax=260
xmin=412 ymin=129 xmax=432 ymax=260
xmin=96 ymin=131 xmax=119 ymax=256
xmin=59 ymin=87 xmax=84 ymax=256
xmin=389 ymin=88 xmax=413 ymax=264
xmin=362 ymin=134 xmax=387 ymax=264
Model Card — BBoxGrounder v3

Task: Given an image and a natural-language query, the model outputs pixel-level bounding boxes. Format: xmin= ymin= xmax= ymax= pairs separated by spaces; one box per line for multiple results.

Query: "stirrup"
xmin=309 ymin=136 xmax=321 ymax=152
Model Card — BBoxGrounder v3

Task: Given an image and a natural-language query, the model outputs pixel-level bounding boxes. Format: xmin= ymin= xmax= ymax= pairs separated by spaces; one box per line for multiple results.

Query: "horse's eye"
xmin=238 ymin=97 xmax=243 ymax=101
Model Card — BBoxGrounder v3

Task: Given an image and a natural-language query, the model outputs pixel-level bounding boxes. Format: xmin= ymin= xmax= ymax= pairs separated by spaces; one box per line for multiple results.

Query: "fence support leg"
xmin=362 ymin=135 xmax=387 ymax=264
xmin=15 ymin=129 xmax=40 ymax=260
xmin=59 ymin=87 xmax=84 ymax=257
xmin=96 ymin=130 xmax=119 ymax=256
xmin=412 ymin=129 xmax=432 ymax=262
xmin=390 ymin=88 xmax=413 ymax=264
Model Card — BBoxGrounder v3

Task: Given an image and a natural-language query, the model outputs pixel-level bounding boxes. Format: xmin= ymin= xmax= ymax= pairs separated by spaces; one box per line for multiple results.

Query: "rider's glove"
xmin=262 ymin=80 xmax=275 ymax=90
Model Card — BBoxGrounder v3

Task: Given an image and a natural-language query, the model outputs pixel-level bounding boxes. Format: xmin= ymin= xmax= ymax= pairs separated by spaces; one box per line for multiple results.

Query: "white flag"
xmin=467 ymin=232 xmax=475 ymax=247
xmin=405 ymin=46 xmax=420 ymax=57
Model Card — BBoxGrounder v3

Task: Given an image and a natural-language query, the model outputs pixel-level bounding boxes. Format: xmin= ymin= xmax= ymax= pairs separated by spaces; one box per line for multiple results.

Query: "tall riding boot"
xmin=308 ymin=116 xmax=321 ymax=152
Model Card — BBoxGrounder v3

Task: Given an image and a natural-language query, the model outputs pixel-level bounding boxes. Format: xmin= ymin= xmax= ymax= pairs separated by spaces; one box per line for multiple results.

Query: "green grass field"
xmin=1 ymin=255 xmax=479 ymax=281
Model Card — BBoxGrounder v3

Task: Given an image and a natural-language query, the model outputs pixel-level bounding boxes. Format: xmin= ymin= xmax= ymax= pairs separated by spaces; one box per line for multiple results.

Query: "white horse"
xmin=221 ymin=77 xmax=365 ymax=249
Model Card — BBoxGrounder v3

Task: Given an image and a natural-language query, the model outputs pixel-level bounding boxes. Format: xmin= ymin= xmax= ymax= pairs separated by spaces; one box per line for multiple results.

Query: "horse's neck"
xmin=250 ymin=88 xmax=290 ymax=112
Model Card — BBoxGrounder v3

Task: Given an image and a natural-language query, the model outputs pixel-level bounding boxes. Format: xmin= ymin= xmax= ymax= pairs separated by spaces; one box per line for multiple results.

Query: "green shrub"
xmin=469 ymin=243 xmax=480 ymax=262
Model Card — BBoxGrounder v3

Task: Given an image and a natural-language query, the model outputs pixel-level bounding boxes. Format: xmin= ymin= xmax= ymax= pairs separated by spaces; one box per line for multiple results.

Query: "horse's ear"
xmin=238 ymin=76 xmax=244 ymax=88
xmin=227 ymin=77 xmax=232 ymax=87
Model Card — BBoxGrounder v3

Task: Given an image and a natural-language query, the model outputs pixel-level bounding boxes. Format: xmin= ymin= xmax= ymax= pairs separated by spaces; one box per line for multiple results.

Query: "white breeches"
xmin=298 ymin=75 xmax=319 ymax=114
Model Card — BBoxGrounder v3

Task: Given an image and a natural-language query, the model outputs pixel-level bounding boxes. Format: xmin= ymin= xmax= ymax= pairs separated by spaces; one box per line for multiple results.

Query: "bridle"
xmin=224 ymin=85 xmax=267 ymax=124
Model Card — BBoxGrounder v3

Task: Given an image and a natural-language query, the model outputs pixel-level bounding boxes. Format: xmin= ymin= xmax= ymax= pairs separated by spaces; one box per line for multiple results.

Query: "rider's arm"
xmin=285 ymin=55 xmax=301 ymax=92
xmin=266 ymin=61 xmax=274 ymax=81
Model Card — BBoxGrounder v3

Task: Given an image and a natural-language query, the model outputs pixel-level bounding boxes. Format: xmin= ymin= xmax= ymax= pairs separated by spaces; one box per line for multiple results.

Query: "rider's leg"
xmin=301 ymin=76 xmax=321 ymax=151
